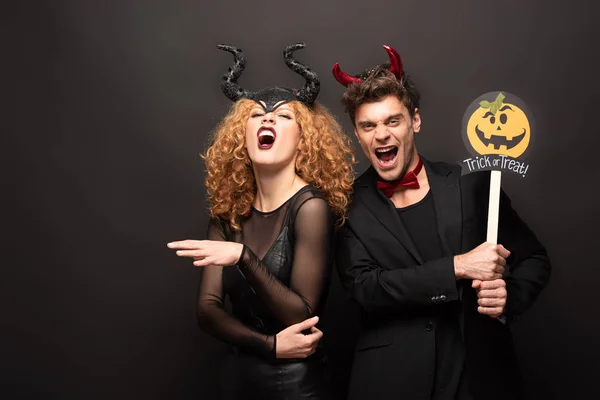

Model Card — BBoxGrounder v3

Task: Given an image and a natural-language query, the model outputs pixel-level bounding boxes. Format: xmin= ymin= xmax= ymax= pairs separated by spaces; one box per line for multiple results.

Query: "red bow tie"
xmin=377 ymin=157 xmax=423 ymax=198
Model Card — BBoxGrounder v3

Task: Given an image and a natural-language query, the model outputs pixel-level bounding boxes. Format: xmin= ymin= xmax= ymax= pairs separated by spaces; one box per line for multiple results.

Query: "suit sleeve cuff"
xmin=425 ymin=256 xmax=460 ymax=304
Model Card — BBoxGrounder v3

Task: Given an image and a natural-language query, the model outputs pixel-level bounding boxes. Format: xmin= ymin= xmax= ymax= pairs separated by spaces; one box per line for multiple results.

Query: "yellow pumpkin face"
xmin=466 ymin=96 xmax=531 ymax=158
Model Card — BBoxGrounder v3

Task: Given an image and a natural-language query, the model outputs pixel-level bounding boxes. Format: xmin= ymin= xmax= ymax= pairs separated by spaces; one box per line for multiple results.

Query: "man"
xmin=332 ymin=46 xmax=551 ymax=400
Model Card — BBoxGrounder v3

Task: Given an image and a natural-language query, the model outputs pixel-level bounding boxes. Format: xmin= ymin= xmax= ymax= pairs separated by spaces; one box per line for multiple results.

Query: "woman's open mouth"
xmin=374 ymin=145 xmax=398 ymax=169
xmin=257 ymin=127 xmax=276 ymax=149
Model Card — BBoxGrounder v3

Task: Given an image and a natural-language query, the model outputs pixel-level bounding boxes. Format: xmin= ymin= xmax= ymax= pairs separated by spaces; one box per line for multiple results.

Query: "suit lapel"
xmin=425 ymin=159 xmax=467 ymax=334
xmin=425 ymin=159 xmax=463 ymax=257
xmin=357 ymin=167 xmax=423 ymax=264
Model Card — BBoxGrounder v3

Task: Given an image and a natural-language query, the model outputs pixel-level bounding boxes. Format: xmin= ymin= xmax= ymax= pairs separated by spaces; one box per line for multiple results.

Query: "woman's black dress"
xmin=198 ymin=185 xmax=334 ymax=399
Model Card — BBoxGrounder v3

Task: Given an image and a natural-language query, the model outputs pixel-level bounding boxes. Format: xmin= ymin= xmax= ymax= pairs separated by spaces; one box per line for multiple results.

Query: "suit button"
xmin=425 ymin=321 xmax=433 ymax=331
xmin=440 ymin=294 xmax=447 ymax=301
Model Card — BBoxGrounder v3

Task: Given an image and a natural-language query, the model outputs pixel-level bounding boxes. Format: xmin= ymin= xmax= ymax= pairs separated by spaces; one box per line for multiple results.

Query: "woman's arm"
xmin=236 ymin=197 xmax=334 ymax=326
xmin=196 ymin=220 xmax=274 ymax=358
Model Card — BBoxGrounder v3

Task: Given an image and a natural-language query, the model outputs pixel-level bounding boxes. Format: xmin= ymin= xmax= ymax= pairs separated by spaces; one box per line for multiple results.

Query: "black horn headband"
xmin=217 ymin=43 xmax=320 ymax=113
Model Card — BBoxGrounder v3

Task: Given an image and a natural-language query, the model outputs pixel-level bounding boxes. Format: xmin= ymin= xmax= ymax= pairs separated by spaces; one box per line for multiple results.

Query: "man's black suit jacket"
xmin=335 ymin=158 xmax=551 ymax=400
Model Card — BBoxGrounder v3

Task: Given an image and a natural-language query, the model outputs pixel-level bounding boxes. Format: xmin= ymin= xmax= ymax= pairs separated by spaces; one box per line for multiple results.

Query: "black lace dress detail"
xmin=197 ymin=185 xmax=334 ymax=399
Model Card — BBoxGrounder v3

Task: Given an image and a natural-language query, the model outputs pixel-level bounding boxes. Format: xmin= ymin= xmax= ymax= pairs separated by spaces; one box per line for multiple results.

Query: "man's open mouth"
xmin=375 ymin=146 xmax=398 ymax=167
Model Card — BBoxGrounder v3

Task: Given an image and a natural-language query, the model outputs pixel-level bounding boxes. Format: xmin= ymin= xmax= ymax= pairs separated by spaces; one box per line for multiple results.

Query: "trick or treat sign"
xmin=460 ymin=91 xmax=535 ymax=244
xmin=461 ymin=91 xmax=534 ymax=178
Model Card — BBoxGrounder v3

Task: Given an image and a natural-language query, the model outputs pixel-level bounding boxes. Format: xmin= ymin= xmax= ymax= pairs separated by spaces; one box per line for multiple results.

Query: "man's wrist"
xmin=454 ymin=255 xmax=464 ymax=280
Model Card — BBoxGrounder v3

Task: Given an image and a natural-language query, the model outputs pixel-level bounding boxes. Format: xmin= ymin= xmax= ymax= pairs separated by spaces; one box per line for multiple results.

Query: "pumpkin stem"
xmin=478 ymin=93 xmax=506 ymax=114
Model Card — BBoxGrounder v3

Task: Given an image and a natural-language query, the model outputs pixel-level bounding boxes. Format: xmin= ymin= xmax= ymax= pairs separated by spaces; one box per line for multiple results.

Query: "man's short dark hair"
xmin=341 ymin=65 xmax=420 ymax=125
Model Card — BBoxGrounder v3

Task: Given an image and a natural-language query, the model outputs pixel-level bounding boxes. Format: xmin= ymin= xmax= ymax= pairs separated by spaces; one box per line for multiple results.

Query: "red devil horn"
xmin=332 ymin=63 xmax=363 ymax=87
xmin=383 ymin=45 xmax=403 ymax=79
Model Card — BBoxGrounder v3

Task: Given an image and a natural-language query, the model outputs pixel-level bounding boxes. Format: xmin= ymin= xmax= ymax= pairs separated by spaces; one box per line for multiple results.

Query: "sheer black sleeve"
xmin=237 ymin=197 xmax=334 ymax=326
xmin=196 ymin=219 xmax=274 ymax=358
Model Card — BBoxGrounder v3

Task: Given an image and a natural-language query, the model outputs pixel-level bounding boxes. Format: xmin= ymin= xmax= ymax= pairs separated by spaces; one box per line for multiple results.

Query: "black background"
xmin=3 ymin=1 xmax=599 ymax=399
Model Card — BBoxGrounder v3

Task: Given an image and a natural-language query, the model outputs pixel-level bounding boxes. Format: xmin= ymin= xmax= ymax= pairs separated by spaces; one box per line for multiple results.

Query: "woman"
xmin=168 ymin=43 xmax=354 ymax=399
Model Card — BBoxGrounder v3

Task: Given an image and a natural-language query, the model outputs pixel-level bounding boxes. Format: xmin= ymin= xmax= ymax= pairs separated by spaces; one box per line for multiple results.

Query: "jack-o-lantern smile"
xmin=466 ymin=93 xmax=531 ymax=158
xmin=474 ymin=120 xmax=526 ymax=151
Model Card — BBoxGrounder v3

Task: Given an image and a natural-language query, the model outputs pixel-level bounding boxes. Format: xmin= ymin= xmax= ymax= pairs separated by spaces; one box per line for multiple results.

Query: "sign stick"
xmin=486 ymin=170 xmax=501 ymax=244
xmin=486 ymin=170 xmax=507 ymax=323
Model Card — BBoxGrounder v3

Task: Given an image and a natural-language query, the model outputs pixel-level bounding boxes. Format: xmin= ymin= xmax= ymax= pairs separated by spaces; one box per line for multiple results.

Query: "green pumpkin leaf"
xmin=490 ymin=103 xmax=498 ymax=114
xmin=496 ymin=93 xmax=505 ymax=105
xmin=479 ymin=100 xmax=491 ymax=108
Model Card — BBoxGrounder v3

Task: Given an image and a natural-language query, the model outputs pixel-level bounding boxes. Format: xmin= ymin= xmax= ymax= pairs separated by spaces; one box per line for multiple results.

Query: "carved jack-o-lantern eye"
xmin=466 ymin=93 xmax=531 ymax=158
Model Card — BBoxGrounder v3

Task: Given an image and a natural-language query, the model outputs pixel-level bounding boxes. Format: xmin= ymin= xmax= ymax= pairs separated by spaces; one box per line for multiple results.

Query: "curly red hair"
xmin=204 ymin=99 xmax=355 ymax=230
